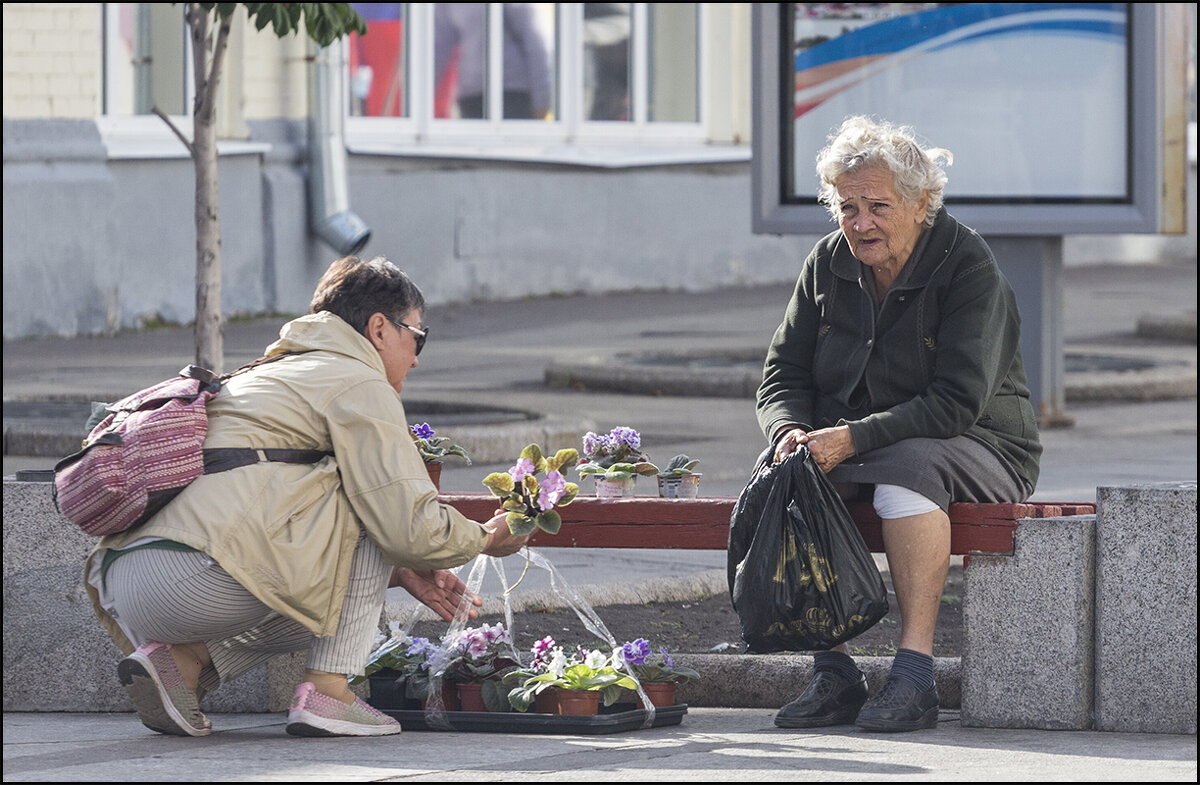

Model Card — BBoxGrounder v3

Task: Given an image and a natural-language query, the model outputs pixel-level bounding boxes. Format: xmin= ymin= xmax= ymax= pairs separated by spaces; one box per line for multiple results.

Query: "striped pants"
xmin=105 ymin=532 xmax=388 ymax=693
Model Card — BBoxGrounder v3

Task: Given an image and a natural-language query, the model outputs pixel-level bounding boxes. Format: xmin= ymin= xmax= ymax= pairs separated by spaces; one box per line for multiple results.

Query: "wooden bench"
xmin=439 ymin=493 xmax=1095 ymax=561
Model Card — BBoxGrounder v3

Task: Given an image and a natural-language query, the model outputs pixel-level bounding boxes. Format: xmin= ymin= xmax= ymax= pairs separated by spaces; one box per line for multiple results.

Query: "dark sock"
xmin=890 ymin=648 xmax=935 ymax=692
xmin=813 ymin=650 xmax=861 ymax=683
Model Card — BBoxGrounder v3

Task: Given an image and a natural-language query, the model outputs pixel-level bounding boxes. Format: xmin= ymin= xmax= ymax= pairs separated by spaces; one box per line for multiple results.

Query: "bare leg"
xmin=304 ymin=669 xmax=357 ymax=704
xmin=170 ymin=642 xmax=212 ymax=691
xmin=881 ymin=509 xmax=951 ymax=656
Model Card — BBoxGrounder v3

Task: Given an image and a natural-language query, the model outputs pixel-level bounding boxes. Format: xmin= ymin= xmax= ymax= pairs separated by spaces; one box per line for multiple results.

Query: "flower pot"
xmin=657 ymin=475 xmax=700 ymax=499
xmin=594 ymin=476 xmax=636 ymax=498
xmin=636 ymin=681 xmax=678 ymax=709
xmin=423 ymin=683 xmax=460 ymax=712
xmin=534 ymin=687 xmax=600 ymax=715
xmin=455 ymin=682 xmax=488 ymax=712
xmin=425 ymin=461 xmax=442 ymax=491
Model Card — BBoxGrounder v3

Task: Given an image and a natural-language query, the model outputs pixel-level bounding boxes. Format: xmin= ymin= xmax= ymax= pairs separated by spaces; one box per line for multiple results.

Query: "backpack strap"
xmin=218 ymin=350 xmax=309 ymax=382
xmin=202 ymin=447 xmax=334 ymax=474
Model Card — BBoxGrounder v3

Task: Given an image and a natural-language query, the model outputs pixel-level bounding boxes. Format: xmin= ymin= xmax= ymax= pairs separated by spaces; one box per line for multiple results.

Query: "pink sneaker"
xmin=286 ymin=682 xmax=402 ymax=737
xmin=117 ymin=642 xmax=211 ymax=737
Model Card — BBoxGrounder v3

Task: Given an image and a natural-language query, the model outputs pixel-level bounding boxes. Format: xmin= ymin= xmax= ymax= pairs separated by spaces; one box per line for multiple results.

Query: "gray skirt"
xmin=827 ymin=435 xmax=1030 ymax=511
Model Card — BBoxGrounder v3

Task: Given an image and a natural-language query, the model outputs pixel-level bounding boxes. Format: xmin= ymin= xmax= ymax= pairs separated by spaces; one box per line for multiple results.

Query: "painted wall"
xmin=2 ymin=118 xmax=813 ymax=339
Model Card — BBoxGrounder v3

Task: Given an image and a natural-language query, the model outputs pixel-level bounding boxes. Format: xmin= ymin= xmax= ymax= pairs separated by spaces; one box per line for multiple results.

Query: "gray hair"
xmin=309 ymin=255 xmax=426 ymax=335
xmin=815 ymin=116 xmax=953 ymax=227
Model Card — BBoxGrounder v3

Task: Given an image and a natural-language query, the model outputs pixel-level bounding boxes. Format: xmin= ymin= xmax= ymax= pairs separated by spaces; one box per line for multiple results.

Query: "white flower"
xmin=583 ymin=648 xmax=609 ymax=671
xmin=547 ymin=648 xmax=568 ymax=678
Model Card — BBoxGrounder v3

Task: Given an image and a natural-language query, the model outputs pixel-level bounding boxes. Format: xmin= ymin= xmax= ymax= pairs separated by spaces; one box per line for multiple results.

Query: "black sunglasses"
xmin=391 ymin=319 xmax=429 ymax=356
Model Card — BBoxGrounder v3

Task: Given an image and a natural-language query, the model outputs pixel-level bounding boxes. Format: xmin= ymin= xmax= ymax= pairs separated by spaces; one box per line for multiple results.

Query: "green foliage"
xmin=208 ymin=3 xmax=368 ymax=46
xmin=657 ymin=454 xmax=701 ymax=478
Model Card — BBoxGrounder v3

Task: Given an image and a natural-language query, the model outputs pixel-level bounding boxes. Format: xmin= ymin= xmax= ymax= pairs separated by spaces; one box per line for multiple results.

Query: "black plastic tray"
xmin=378 ymin=702 xmax=687 ymax=734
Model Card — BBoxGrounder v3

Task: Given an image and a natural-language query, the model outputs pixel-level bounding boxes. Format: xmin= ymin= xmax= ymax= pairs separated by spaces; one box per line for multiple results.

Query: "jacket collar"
xmin=266 ymin=311 xmax=388 ymax=378
xmin=829 ymin=208 xmax=960 ymax=290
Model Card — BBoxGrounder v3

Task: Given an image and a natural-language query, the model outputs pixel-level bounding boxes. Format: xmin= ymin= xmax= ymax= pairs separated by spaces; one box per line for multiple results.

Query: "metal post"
xmin=990 ymin=235 xmax=1073 ymax=429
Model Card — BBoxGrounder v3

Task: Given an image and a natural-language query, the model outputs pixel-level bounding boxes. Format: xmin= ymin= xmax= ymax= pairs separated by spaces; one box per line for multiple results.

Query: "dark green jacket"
xmin=756 ymin=209 xmax=1041 ymax=492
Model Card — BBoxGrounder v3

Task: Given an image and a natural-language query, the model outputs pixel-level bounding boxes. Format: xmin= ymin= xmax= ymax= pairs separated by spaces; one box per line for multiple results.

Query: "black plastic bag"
xmin=728 ymin=446 xmax=889 ymax=653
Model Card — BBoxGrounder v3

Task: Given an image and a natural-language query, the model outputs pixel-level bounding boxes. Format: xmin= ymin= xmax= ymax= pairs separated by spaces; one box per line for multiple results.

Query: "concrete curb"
xmin=382 ymin=568 xmax=963 ymax=711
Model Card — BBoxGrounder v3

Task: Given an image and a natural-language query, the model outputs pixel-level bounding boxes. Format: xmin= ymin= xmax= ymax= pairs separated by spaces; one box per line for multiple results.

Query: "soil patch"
xmin=411 ymin=564 xmax=964 ymax=658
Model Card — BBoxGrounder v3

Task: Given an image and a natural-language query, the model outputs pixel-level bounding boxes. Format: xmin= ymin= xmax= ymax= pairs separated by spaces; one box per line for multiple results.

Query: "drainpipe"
xmin=308 ymin=40 xmax=371 ymax=255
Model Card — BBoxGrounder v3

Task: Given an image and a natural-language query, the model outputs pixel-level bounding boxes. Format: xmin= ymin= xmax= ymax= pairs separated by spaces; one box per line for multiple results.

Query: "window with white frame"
xmin=101 ymin=3 xmax=191 ymax=117
xmin=345 ymin=2 xmax=704 ymax=142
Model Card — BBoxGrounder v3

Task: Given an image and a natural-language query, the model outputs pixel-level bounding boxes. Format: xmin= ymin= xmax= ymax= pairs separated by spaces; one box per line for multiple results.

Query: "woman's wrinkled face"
xmin=834 ymin=167 xmax=928 ymax=275
xmin=378 ymin=307 xmax=423 ymax=393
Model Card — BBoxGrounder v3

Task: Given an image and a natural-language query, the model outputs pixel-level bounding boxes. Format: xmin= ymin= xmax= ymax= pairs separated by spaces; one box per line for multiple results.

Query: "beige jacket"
xmin=86 ymin=312 xmax=488 ymax=652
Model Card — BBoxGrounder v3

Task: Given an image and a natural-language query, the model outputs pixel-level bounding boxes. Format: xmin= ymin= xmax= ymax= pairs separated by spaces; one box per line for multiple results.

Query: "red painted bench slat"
xmin=438 ymin=493 xmax=1094 ymax=556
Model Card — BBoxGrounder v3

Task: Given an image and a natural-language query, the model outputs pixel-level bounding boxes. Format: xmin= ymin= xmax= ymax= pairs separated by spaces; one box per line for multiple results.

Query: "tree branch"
xmin=151 ymin=105 xmax=195 ymax=156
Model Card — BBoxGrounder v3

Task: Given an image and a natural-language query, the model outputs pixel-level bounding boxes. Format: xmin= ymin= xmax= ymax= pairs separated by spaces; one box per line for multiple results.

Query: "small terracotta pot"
xmin=423 ymin=684 xmax=459 ymax=712
xmin=534 ymin=687 xmax=600 ymax=715
xmin=456 ymin=682 xmax=488 ymax=712
xmin=636 ymin=681 xmax=677 ymax=709
xmin=425 ymin=461 xmax=442 ymax=491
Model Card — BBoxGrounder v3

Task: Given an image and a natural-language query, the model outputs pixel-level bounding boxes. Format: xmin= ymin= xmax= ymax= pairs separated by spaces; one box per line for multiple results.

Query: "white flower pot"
xmin=657 ymin=475 xmax=700 ymax=499
xmin=594 ymin=476 xmax=637 ymax=498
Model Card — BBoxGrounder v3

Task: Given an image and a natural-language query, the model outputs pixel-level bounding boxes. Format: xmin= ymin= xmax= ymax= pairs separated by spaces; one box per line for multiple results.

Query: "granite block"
xmin=961 ymin=515 xmax=1096 ymax=729
xmin=1095 ymin=483 xmax=1197 ymax=734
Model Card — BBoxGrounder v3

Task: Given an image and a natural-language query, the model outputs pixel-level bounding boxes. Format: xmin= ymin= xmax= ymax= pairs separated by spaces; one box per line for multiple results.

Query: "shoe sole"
xmin=774 ymin=704 xmax=864 ymax=728
xmin=117 ymin=654 xmax=210 ymax=737
xmin=285 ymin=708 xmax=402 ymax=737
xmin=856 ymin=706 xmax=939 ymax=733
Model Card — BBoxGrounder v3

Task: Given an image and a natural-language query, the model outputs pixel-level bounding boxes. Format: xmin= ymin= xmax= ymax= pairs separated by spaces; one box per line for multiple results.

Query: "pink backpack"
xmin=53 ymin=366 xmax=221 ymax=537
xmin=53 ymin=354 xmax=326 ymax=537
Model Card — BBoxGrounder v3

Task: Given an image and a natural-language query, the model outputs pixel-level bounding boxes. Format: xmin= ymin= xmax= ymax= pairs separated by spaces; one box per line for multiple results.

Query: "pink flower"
xmin=508 ymin=457 xmax=536 ymax=482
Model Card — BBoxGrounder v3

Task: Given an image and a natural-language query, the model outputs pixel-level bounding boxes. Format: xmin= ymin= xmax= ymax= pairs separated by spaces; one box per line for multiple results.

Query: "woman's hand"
xmin=389 ymin=567 xmax=482 ymax=622
xmin=480 ymin=512 xmax=531 ymax=557
xmin=773 ymin=427 xmax=809 ymax=463
xmin=804 ymin=425 xmax=856 ymax=473
xmin=773 ymin=425 xmax=856 ymax=473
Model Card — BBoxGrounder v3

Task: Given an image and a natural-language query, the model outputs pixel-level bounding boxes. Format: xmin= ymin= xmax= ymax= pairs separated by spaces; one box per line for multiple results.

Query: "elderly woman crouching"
xmin=86 ymin=256 xmax=529 ymax=738
xmin=757 ymin=116 xmax=1042 ymax=733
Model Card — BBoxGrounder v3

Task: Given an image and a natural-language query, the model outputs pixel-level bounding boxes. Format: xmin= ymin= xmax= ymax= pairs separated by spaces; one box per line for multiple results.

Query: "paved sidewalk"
xmin=4 ymin=709 xmax=1196 ymax=782
xmin=3 ymin=260 xmax=1196 ymax=782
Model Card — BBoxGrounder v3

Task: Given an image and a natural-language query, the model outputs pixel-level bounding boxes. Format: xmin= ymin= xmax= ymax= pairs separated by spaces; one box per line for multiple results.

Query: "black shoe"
xmin=855 ymin=677 xmax=939 ymax=732
xmin=774 ymin=670 xmax=869 ymax=728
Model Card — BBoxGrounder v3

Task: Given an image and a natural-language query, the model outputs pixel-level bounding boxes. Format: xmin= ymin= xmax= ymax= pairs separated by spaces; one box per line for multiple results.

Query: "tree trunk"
xmin=187 ymin=4 xmax=230 ymax=373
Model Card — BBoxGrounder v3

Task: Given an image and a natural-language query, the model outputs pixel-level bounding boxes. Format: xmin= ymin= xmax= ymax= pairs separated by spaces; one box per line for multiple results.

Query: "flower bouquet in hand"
xmin=482 ymin=444 xmax=580 ymax=536
xmin=502 ymin=636 xmax=639 ymax=712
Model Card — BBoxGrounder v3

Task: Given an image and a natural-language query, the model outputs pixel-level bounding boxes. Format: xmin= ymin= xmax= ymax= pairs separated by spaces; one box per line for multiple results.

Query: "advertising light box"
xmin=753 ymin=3 xmax=1186 ymax=236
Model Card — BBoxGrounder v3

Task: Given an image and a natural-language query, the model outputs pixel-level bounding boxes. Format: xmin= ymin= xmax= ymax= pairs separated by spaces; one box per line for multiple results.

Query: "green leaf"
xmin=534 ymin=510 xmax=562 ymax=535
xmin=559 ymin=483 xmax=579 ymax=506
xmin=634 ymin=461 xmax=660 ymax=476
xmin=547 ymin=448 xmax=579 ymax=473
xmin=482 ymin=472 xmax=514 ymax=495
xmin=576 ymin=463 xmax=603 ymax=476
xmin=501 ymin=497 xmax=527 ymax=512
xmin=521 ymin=443 xmax=547 ymax=474
xmin=607 ymin=462 xmax=636 ymax=474
xmin=506 ymin=513 xmax=536 ymax=536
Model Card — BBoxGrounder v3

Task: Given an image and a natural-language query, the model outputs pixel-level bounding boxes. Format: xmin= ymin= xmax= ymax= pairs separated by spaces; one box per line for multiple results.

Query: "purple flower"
xmin=622 ymin=638 xmax=651 ymax=666
xmin=660 ymin=647 xmax=675 ymax=668
xmin=582 ymin=431 xmax=606 ymax=459
xmin=411 ymin=423 xmax=435 ymax=440
xmin=536 ymin=470 xmax=567 ymax=511
xmin=611 ymin=426 xmax=641 ymax=450
xmin=508 ymin=457 xmax=536 ymax=482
